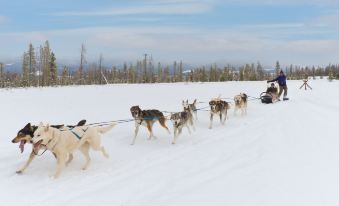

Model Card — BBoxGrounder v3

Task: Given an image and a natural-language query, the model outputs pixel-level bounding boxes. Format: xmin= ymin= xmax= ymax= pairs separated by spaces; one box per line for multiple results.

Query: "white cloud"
xmin=221 ymin=0 xmax=339 ymax=5
xmin=52 ymin=2 xmax=212 ymax=16
xmin=1 ymin=25 xmax=338 ymax=66
xmin=0 ymin=16 xmax=7 ymax=24
xmin=313 ymin=14 xmax=339 ymax=27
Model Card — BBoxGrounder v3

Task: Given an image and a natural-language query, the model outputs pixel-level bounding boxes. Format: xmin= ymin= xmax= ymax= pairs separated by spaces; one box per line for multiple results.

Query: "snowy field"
xmin=1 ymin=79 xmax=339 ymax=206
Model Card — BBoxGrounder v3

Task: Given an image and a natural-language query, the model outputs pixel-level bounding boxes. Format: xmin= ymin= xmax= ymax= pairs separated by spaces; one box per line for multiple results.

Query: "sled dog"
xmin=130 ymin=105 xmax=170 ymax=145
xmin=209 ymin=98 xmax=230 ymax=129
xmin=234 ymin=93 xmax=248 ymax=116
xmin=182 ymin=99 xmax=198 ymax=120
xmin=170 ymin=111 xmax=192 ymax=144
xmin=32 ymin=122 xmax=115 ymax=178
xmin=182 ymin=100 xmax=196 ymax=130
xmin=12 ymin=120 xmax=86 ymax=174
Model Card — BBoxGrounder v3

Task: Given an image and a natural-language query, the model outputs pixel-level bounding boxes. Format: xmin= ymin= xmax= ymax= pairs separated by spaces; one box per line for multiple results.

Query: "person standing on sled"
xmin=267 ymin=70 xmax=288 ymax=101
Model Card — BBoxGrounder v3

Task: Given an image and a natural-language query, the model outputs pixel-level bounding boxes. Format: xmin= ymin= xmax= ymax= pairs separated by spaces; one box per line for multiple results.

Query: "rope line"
xmin=83 ymin=93 xmax=261 ymax=127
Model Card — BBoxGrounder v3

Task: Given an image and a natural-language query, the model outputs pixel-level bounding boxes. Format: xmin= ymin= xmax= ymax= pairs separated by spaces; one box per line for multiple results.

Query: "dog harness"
xmin=70 ymin=128 xmax=89 ymax=140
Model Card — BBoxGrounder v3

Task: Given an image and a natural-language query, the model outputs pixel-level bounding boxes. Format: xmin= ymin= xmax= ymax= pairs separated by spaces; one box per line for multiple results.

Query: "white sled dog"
xmin=32 ymin=122 xmax=115 ymax=178
xmin=234 ymin=93 xmax=248 ymax=116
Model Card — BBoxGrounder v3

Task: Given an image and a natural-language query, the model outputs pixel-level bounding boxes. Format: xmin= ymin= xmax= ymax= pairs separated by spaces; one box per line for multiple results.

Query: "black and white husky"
xmin=182 ymin=100 xmax=196 ymax=130
xmin=170 ymin=111 xmax=192 ymax=144
xmin=182 ymin=99 xmax=198 ymax=120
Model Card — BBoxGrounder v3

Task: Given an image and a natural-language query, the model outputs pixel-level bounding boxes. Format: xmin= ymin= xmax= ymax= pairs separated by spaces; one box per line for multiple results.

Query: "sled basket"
xmin=260 ymin=92 xmax=273 ymax=104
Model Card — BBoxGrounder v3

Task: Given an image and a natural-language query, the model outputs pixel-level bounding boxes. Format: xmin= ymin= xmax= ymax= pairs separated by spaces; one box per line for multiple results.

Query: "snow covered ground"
xmin=1 ymin=79 xmax=339 ymax=206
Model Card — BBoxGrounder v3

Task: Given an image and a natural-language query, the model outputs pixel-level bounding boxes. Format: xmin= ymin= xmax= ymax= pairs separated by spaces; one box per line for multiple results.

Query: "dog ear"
xmin=44 ymin=124 xmax=50 ymax=132
xmin=182 ymin=100 xmax=184 ymax=106
xmin=186 ymin=100 xmax=188 ymax=104
xmin=193 ymin=99 xmax=197 ymax=104
xmin=24 ymin=123 xmax=31 ymax=128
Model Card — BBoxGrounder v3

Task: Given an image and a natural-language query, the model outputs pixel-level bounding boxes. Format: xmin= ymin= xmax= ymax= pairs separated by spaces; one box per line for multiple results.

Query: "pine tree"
xmin=21 ymin=52 xmax=29 ymax=87
xmin=0 ymin=63 xmax=4 ymax=88
xmin=61 ymin=66 xmax=69 ymax=85
xmin=49 ymin=52 xmax=57 ymax=85
xmin=173 ymin=61 xmax=177 ymax=82
xmin=157 ymin=62 xmax=163 ymax=83
xmin=111 ymin=66 xmax=117 ymax=83
xmin=178 ymin=61 xmax=183 ymax=82
xmin=328 ymin=69 xmax=334 ymax=82
xmin=42 ymin=41 xmax=51 ymax=86
xmin=142 ymin=54 xmax=148 ymax=83
xmin=78 ymin=44 xmax=86 ymax=85
xmin=28 ymin=43 xmax=37 ymax=86
xmin=275 ymin=61 xmax=281 ymax=76
xmin=256 ymin=62 xmax=264 ymax=80
xmin=164 ymin=66 xmax=170 ymax=82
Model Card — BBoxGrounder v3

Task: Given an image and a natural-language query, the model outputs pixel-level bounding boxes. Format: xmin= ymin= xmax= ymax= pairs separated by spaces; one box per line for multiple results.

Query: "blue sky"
xmin=1 ymin=0 xmax=339 ymax=66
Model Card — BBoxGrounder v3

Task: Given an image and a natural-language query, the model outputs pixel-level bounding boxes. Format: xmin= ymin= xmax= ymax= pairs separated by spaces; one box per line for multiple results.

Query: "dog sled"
xmin=260 ymin=82 xmax=278 ymax=104
xmin=260 ymin=92 xmax=274 ymax=104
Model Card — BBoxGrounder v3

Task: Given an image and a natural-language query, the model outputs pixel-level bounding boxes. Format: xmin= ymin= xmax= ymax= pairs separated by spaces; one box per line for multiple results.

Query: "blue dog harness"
xmin=61 ymin=127 xmax=89 ymax=140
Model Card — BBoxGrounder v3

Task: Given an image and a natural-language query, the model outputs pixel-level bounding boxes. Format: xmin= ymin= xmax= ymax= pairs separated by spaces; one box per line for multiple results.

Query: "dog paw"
xmin=16 ymin=170 xmax=23 ymax=174
xmin=171 ymin=142 xmax=176 ymax=144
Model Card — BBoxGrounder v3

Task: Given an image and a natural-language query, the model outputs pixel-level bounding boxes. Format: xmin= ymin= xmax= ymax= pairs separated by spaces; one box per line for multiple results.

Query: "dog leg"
xmin=172 ymin=128 xmax=178 ymax=144
xmin=209 ymin=113 xmax=213 ymax=129
xmin=223 ymin=111 xmax=227 ymax=124
xmin=159 ymin=118 xmax=171 ymax=134
xmin=220 ymin=113 xmax=224 ymax=125
xmin=90 ymin=137 xmax=109 ymax=159
xmin=80 ymin=143 xmax=91 ymax=170
xmin=53 ymin=154 xmax=66 ymax=179
xmin=66 ymin=153 xmax=73 ymax=166
xmin=178 ymin=127 xmax=183 ymax=137
xmin=186 ymin=124 xmax=192 ymax=134
xmin=100 ymin=147 xmax=109 ymax=158
xmin=190 ymin=118 xmax=196 ymax=131
xmin=16 ymin=151 xmax=36 ymax=174
xmin=131 ymin=123 xmax=140 ymax=145
xmin=146 ymin=122 xmax=153 ymax=140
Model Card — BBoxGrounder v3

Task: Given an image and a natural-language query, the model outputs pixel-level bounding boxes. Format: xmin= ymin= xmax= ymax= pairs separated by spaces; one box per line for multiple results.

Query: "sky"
xmin=0 ymin=0 xmax=339 ymax=66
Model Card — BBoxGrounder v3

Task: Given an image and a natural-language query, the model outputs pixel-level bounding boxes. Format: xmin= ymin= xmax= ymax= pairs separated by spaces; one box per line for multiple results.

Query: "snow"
xmin=1 ymin=79 xmax=339 ymax=206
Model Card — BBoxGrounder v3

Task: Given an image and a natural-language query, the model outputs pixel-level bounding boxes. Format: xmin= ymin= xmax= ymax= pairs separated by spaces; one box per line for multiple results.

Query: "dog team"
xmin=11 ymin=93 xmax=248 ymax=178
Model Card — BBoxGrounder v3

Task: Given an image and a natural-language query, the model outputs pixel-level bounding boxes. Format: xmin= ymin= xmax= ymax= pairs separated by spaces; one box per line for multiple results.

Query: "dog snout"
xmin=11 ymin=138 xmax=16 ymax=143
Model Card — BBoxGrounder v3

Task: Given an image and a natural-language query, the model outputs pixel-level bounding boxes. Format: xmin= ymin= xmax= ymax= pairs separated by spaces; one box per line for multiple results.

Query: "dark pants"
xmin=278 ymin=85 xmax=288 ymax=98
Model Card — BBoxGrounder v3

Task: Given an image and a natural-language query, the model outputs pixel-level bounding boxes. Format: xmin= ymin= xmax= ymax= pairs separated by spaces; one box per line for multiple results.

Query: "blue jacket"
xmin=269 ymin=75 xmax=287 ymax=86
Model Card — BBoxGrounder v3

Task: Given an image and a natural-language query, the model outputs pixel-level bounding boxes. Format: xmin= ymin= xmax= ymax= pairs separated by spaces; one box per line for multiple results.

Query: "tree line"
xmin=0 ymin=42 xmax=338 ymax=88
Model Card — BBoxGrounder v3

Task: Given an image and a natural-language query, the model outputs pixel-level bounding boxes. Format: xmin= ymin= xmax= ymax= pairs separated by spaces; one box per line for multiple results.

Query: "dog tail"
xmin=97 ymin=123 xmax=116 ymax=134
